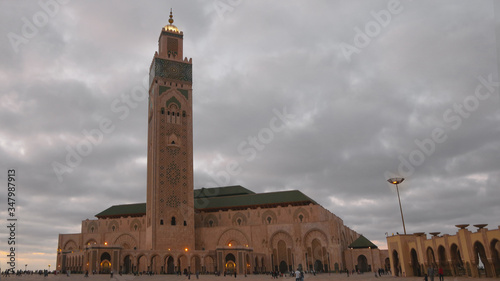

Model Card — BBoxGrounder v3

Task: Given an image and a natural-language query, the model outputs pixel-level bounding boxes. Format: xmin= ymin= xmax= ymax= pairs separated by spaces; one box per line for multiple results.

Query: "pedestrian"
xmin=110 ymin=270 xmax=113 ymax=278
xmin=424 ymin=274 xmax=428 ymax=281
xmin=438 ymin=267 xmax=444 ymax=281
xmin=234 ymin=271 xmax=237 ymax=278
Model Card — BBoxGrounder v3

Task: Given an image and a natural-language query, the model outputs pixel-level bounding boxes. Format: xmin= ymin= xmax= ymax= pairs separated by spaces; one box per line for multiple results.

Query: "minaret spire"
xmin=169 ymin=8 xmax=174 ymax=24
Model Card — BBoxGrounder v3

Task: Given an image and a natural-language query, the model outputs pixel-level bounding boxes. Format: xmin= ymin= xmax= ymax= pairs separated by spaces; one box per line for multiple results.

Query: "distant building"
xmin=387 ymin=224 xmax=500 ymax=277
xmin=55 ymin=13 xmax=380 ymax=275
xmin=345 ymin=235 xmax=389 ymax=273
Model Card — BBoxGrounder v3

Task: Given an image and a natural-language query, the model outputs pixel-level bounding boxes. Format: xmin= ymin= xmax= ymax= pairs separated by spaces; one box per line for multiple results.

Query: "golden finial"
xmin=169 ymin=8 xmax=174 ymax=24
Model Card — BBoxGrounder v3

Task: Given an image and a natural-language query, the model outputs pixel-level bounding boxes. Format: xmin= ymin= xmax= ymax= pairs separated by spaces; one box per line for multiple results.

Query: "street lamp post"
xmin=387 ymin=177 xmax=406 ymax=235
xmin=25 ymin=264 xmax=27 ymax=272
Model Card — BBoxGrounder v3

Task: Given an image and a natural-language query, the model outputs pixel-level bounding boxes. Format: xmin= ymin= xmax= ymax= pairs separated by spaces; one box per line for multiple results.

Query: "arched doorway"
xmin=311 ymin=239 xmax=323 ymax=272
xmin=100 ymin=252 xmax=111 ymax=273
xmin=151 ymin=255 xmax=161 ymax=274
xmin=450 ymin=244 xmax=464 ymax=276
xmin=225 ymin=253 xmax=236 ymax=274
xmin=204 ymin=256 xmax=214 ymax=273
xmin=178 ymin=255 xmax=188 ymax=274
xmin=137 ymin=255 xmax=147 ymax=273
xmin=385 ymin=257 xmax=391 ymax=272
xmin=474 ymin=241 xmax=492 ymax=277
xmin=279 ymin=261 xmax=288 ymax=273
xmin=357 ymin=255 xmax=369 ymax=272
xmin=246 ymin=254 xmax=251 ymax=274
xmin=123 ymin=255 xmax=132 ymax=274
xmin=491 ymin=239 xmax=500 ymax=277
xmin=411 ymin=249 xmax=421 ymax=276
xmin=314 ymin=260 xmax=323 ymax=272
xmin=393 ymin=250 xmax=400 ymax=276
xmin=165 ymin=256 xmax=175 ymax=274
xmin=277 ymin=240 xmax=288 ymax=273
xmin=191 ymin=256 xmax=201 ymax=273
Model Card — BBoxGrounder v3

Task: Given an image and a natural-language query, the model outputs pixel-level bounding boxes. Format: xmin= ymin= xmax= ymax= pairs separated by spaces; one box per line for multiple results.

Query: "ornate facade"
xmin=56 ymin=14 xmax=365 ymax=275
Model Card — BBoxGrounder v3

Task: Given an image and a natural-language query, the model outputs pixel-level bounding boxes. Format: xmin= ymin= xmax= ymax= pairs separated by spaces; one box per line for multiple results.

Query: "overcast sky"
xmin=1 ymin=0 xmax=500 ymax=271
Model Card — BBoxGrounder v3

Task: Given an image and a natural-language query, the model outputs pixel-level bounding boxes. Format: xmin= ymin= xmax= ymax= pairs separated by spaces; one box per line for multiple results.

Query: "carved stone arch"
xmin=84 ymin=238 xmax=97 ymax=246
xmin=270 ymin=230 xmax=294 ymax=248
xmin=303 ymin=228 xmax=328 ymax=247
xmin=114 ymin=233 xmax=137 ymax=250
xmin=217 ymin=228 xmax=249 ymax=247
xmin=232 ymin=212 xmax=247 ymax=226
xmin=87 ymin=221 xmax=98 ymax=233
xmin=261 ymin=210 xmax=277 ymax=224
xmin=204 ymin=214 xmax=218 ymax=227
xmin=64 ymin=240 xmax=78 ymax=250
xmin=167 ymin=133 xmax=180 ymax=146
xmin=107 ymin=220 xmax=119 ymax=232
xmin=130 ymin=218 xmax=142 ymax=231
xmin=166 ymin=96 xmax=181 ymax=109
xmin=293 ymin=207 xmax=310 ymax=222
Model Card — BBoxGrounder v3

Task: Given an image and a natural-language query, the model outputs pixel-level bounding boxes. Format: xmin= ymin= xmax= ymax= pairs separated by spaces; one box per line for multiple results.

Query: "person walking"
xmin=438 ymin=267 xmax=444 ymax=281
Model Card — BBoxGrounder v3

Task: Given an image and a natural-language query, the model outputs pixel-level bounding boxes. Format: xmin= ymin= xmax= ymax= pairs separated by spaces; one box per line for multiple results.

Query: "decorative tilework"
xmin=152 ymin=58 xmax=192 ymax=82
xmin=162 ymin=30 xmax=183 ymax=39
xmin=159 ymin=86 xmax=171 ymax=96
xmin=166 ymin=96 xmax=181 ymax=109
xmin=178 ymin=89 xmax=189 ymax=100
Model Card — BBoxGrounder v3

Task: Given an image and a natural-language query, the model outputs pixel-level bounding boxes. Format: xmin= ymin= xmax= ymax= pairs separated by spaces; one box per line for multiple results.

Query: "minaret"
xmin=146 ymin=10 xmax=194 ymax=252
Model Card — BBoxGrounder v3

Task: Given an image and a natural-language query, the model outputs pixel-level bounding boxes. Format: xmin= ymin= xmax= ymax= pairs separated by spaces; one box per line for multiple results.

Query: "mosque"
xmin=56 ymin=13 xmax=389 ymax=275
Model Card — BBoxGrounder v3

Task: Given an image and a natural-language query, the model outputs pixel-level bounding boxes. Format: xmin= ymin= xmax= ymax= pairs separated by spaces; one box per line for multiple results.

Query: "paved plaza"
xmin=0 ymin=273 xmax=486 ymax=281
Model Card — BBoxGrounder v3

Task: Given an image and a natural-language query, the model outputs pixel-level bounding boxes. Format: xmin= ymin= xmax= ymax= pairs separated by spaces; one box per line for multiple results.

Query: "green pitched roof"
xmin=194 ymin=185 xmax=255 ymax=199
xmin=95 ymin=203 xmax=146 ymax=218
xmin=348 ymin=235 xmax=378 ymax=249
xmin=95 ymin=187 xmax=317 ymax=218
xmin=194 ymin=190 xmax=317 ymax=211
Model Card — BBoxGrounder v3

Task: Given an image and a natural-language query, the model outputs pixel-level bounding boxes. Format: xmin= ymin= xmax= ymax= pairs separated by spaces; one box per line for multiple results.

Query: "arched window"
xmin=183 ymin=221 xmax=187 ymax=226
xmin=171 ymin=217 xmax=176 ymax=226
xmin=161 ymin=108 xmax=165 ymax=114
xmin=299 ymin=214 xmax=304 ymax=222
xmin=267 ymin=217 xmax=272 ymax=224
xmin=160 ymin=219 xmax=164 ymax=225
